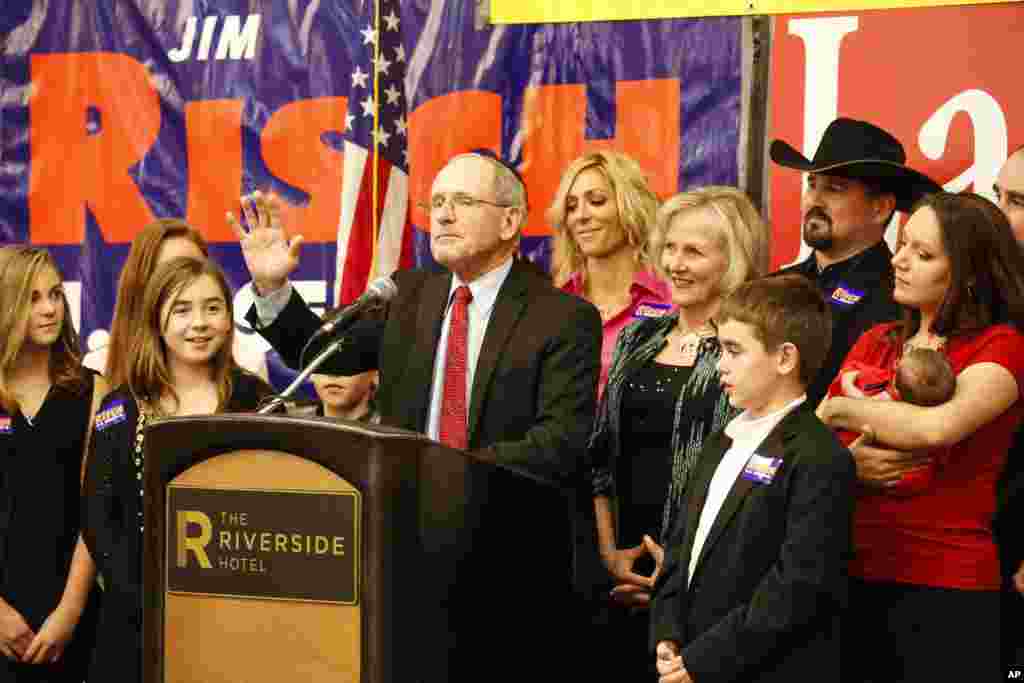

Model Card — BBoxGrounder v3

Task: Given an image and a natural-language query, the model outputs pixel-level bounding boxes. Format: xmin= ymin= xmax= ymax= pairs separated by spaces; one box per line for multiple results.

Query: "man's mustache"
xmin=804 ymin=208 xmax=831 ymax=225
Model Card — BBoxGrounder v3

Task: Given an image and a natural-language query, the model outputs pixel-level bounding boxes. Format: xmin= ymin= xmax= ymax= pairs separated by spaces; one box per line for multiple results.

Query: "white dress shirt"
xmin=687 ymin=395 xmax=807 ymax=587
xmin=425 ymin=258 xmax=513 ymax=442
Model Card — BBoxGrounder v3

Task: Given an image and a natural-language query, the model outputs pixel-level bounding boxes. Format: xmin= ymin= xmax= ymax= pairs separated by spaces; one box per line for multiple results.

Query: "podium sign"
xmin=143 ymin=414 xmax=576 ymax=682
xmin=167 ymin=486 xmax=360 ymax=605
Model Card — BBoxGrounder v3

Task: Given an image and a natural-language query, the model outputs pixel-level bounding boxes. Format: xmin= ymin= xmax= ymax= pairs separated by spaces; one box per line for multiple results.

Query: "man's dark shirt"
xmin=776 ymin=241 xmax=901 ymax=405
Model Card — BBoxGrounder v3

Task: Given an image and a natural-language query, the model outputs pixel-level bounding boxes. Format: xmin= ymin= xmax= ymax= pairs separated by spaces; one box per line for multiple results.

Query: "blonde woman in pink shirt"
xmin=548 ymin=151 xmax=672 ymax=396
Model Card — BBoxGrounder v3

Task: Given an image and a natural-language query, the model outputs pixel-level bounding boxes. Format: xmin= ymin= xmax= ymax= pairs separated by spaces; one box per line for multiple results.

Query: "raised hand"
xmin=227 ymin=191 xmax=303 ymax=295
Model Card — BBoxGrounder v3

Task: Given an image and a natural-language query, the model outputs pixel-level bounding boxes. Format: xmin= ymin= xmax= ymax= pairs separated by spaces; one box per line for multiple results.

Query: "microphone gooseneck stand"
xmin=257 ymin=335 xmax=352 ymax=415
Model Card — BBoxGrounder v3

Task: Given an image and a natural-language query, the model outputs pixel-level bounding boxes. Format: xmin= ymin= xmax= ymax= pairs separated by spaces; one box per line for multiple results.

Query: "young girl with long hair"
xmin=0 ymin=246 xmax=105 ymax=682
xmin=102 ymin=218 xmax=209 ymax=388
xmin=82 ymin=257 xmax=271 ymax=682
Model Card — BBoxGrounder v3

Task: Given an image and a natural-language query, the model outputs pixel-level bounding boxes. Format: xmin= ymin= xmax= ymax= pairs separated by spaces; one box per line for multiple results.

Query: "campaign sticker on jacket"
xmin=0 ymin=416 xmax=11 ymax=434
xmin=830 ymin=284 xmax=864 ymax=307
xmin=741 ymin=453 xmax=783 ymax=485
xmin=633 ymin=302 xmax=673 ymax=319
xmin=95 ymin=400 xmax=128 ymax=432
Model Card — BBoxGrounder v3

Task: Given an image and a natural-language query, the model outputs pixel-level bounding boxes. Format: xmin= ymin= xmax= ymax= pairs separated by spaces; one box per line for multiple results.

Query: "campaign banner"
xmin=767 ymin=3 xmax=1024 ymax=269
xmin=1 ymin=1 xmax=741 ymax=390
xmin=490 ymin=0 xmax=1015 ymax=25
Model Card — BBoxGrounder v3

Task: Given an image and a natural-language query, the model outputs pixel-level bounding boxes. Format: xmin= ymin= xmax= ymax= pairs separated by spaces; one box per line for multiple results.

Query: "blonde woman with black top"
xmin=0 ymin=246 xmax=106 ymax=682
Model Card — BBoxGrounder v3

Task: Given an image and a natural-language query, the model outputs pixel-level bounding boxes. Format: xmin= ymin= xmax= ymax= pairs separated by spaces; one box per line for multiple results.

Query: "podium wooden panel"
xmin=165 ymin=451 xmax=360 ymax=683
xmin=142 ymin=414 xmax=573 ymax=683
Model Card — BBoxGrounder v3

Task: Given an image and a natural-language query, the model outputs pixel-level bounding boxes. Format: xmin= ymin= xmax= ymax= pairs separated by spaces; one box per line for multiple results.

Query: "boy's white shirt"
xmin=687 ymin=394 xmax=807 ymax=587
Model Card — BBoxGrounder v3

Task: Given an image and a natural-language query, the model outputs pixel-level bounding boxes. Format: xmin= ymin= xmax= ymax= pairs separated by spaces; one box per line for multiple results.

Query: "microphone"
xmin=298 ymin=275 xmax=397 ymax=368
xmin=313 ymin=275 xmax=398 ymax=341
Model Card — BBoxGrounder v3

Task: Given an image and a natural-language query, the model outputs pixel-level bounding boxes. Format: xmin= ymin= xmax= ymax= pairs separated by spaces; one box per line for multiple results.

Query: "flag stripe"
xmin=374 ymin=165 xmax=409 ymax=277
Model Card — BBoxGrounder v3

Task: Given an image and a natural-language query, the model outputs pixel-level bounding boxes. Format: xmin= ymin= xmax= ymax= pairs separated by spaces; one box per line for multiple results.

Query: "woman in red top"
xmin=818 ymin=192 xmax=1024 ymax=682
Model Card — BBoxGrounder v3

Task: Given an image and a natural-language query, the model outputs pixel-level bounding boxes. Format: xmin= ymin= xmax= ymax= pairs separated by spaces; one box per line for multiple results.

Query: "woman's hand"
xmin=0 ymin=599 xmax=35 ymax=661
xmin=849 ymin=429 xmax=932 ymax=489
xmin=608 ymin=536 xmax=664 ymax=608
xmin=22 ymin=602 xmax=81 ymax=665
xmin=1014 ymin=560 xmax=1024 ymax=595
xmin=601 ymin=543 xmax=655 ymax=588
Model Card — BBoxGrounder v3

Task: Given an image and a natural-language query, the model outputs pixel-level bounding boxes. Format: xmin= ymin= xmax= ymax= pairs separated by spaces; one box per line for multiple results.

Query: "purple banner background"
xmin=0 ymin=0 xmax=741 ymax=391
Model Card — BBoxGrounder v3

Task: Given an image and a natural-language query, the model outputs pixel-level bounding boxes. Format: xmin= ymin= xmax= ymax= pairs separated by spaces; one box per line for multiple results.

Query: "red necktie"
xmin=439 ymin=285 xmax=472 ymax=449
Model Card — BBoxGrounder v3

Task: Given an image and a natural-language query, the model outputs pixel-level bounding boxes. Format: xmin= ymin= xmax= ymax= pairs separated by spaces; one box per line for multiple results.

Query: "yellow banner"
xmin=490 ymin=0 xmax=1017 ymax=24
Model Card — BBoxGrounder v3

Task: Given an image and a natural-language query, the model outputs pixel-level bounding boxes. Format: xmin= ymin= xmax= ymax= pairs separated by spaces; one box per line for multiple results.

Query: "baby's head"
xmin=894 ymin=347 xmax=955 ymax=407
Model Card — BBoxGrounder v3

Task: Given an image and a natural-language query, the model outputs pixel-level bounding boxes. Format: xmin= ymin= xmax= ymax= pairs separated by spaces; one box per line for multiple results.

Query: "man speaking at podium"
xmin=229 ymin=151 xmax=602 ymax=674
xmin=231 ymin=150 xmax=600 ymax=479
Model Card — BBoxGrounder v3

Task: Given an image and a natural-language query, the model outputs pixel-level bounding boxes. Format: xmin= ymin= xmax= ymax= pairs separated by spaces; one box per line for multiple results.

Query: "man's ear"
xmin=778 ymin=341 xmax=800 ymax=377
xmin=874 ymin=193 xmax=897 ymax=224
xmin=500 ymin=206 xmax=524 ymax=240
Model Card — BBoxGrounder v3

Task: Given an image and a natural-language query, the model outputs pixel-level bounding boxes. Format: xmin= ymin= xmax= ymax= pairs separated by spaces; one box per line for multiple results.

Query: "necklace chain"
xmin=675 ymin=320 xmax=714 ymax=352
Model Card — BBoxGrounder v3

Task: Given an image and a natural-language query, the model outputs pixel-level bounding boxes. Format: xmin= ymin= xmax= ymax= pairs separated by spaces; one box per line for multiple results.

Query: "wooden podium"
xmin=141 ymin=414 xmax=575 ymax=683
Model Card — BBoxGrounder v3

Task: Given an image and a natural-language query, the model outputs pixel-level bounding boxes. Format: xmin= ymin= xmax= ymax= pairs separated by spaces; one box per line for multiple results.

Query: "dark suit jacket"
xmin=649 ymin=406 xmax=855 ymax=683
xmin=776 ymin=243 xmax=901 ymax=405
xmin=246 ymin=260 xmax=601 ymax=482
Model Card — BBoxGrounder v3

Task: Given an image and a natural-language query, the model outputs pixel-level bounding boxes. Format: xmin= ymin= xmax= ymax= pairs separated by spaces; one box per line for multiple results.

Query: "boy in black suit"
xmin=650 ymin=274 xmax=855 ymax=683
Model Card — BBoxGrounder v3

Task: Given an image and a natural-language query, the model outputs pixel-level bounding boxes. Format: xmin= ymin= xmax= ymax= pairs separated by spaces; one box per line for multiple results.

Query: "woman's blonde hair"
xmin=0 ymin=246 xmax=86 ymax=413
xmin=649 ymin=186 xmax=771 ymax=296
xmin=546 ymin=151 xmax=659 ymax=285
xmin=107 ymin=218 xmax=208 ymax=388
xmin=128 ymin=257 xmax=235 ymax=415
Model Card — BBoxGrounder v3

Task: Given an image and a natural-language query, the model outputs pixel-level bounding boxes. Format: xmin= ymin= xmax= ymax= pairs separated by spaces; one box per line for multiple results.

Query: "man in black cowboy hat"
xmin=772 ymin=117 xmax=942 ymax=405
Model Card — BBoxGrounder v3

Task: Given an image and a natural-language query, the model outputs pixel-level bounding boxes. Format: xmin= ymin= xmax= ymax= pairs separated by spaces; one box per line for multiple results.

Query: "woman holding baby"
xmin=818 ymin=192 xmax=1024 ymax=682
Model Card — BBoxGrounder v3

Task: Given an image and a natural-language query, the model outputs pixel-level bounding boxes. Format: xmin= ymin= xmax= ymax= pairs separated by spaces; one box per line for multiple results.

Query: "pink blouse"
xmin=562 ymin=268 xmax=673 ymax=396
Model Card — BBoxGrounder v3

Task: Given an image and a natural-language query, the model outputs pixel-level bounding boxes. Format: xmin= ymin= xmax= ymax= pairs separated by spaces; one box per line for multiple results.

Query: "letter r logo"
xmin=177 ymin=510 xmax=214 ymax=569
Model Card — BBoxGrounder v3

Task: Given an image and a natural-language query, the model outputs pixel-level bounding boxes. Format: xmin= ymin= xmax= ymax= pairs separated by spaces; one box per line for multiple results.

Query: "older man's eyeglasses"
xmin=421 ymin=193 xmax=513 ymax=212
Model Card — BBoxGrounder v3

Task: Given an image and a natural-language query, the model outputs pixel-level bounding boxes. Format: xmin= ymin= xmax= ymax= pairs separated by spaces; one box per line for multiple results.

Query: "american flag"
xmin=334 ymin=0 xmax=414 ymax=306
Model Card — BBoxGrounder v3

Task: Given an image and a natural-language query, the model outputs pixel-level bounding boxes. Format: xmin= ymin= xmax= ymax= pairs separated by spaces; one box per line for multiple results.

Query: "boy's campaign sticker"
xmin=741 ymin=453 xmax=783 ymax=485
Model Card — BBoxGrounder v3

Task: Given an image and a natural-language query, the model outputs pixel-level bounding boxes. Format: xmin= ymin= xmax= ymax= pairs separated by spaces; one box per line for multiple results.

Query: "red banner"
xmin=768 ymin=3 xmax=1024 ymax=269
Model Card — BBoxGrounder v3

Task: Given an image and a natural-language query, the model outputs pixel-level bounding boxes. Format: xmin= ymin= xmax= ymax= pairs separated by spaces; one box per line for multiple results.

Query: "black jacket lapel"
xmin=689 ymin=410 xmax=796 ymax=581
xmin=676 ymin=431 xmax=732 ymax=582
xmin=467 ymin=262 xmax=528 ymax=447
xmin=402 ymin=273 xmax=451 ymax=432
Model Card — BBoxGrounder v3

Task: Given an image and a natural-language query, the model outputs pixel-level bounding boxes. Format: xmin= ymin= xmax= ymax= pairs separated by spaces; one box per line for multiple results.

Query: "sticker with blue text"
xmin=741 ymin=453 xmax=783 ymax=485
xmin=633 ymin=302 xmax=673 ymax=319
xmin=95 ymin=400 xmax=128 ymax=431
xmin=830 ymin=284 xmax=864 ymax=307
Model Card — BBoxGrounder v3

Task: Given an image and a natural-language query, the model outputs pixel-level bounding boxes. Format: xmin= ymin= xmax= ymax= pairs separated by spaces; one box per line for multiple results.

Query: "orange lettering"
xmin=407 ymin=91 xmax=502 ymax=229
xmin=185 ymin=99 xmax=243 ymax=241
xmin=29 ymin=53 xmax=159 ymax=244
xmin=260 ymin=97 xmax=347 ymax=243
xmin=520 ymin=80 xmax=680 ymax=237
